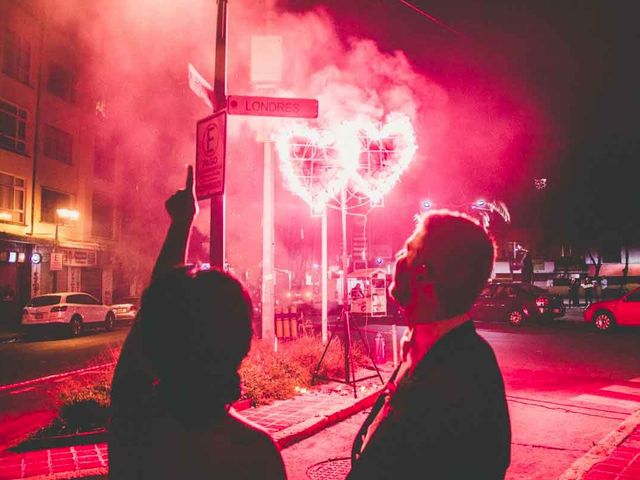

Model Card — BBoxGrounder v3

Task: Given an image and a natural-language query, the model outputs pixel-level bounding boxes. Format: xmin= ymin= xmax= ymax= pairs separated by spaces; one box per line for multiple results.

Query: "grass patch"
xmin=240 ymin=334 xmax=368 ymax=406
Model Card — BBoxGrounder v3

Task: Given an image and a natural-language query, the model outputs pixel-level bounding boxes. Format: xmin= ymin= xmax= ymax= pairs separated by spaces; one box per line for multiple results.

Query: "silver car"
xmin=21 ymin=292 xmax=116 ymax=337
xmin=109 ymin=296 xmax=141 ymax=323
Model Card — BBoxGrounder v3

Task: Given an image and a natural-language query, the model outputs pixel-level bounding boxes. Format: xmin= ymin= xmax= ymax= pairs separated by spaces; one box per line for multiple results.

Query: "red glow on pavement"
xmin=0 ymin=410 xmax=58 ymax=454
xmin=0 ymin=363 xmax=115 ymax=393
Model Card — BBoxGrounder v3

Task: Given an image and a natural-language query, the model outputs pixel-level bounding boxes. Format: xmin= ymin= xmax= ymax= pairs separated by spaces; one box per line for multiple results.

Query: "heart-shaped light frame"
xmin=275 ymin=114 xmax=417 ymax=211
xmin=348 ymin=114 xmax=417 ymax=203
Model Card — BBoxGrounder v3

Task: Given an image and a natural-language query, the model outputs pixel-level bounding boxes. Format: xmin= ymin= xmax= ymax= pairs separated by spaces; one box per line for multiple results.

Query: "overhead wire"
xmin=397 ymin=0 xmax=471 ymax=41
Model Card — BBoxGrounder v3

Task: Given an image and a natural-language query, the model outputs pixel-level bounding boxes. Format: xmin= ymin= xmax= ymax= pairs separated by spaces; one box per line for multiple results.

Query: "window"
xmin=47 ymin=63 xmax=76 ymax=103
xmin=69 ymin=293 xmax=99 ymax=305
xmin=94 ymin=134 xmax=115 ymax=181
xmin=3 ymin=29 xmax=31 ymax=85
xmin=44 ymin=125 xmax=72 ymax=164
xmin=41 ymin=188 xmax=71 ymax=223
xmin=67 ymin=294 xmax=87 ymax=305
xmin=0 ymin=172 xmax=26 ymax=223
xmin=86 ymin=294 xmax=100 ymax=305
xmin=92 ymin=191 xmax=115 ymax=239
xmin=0 ymin=99 xmax=27 ymax=154
xmin=627 ymin=290 xmax=640 ymax=302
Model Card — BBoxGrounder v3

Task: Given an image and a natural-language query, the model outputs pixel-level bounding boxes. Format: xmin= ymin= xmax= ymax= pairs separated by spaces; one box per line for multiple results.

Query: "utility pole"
xmin=210 ymin=0 xmax=228 ymax=267
xmin=321 ymin=208 xmax=328 ymax=344
xmin=255 ymin=0 xmax=281 ymax=343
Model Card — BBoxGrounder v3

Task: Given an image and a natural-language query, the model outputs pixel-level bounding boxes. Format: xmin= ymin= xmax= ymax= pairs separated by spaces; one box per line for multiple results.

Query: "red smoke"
xmin=44 ymin=0 xmax=548 ymax=290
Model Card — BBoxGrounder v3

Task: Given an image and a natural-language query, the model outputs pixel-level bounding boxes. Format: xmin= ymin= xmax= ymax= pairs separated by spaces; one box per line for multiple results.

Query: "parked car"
xmin=583 ymin=286 xmax=640 ymax=332
xmin=109 ymin=296 xmax=141 ymax=323
xmin=21 ymin=292 xmax=116 ymax=337
xmin=471 ymin=281 xmax=566 ymax=326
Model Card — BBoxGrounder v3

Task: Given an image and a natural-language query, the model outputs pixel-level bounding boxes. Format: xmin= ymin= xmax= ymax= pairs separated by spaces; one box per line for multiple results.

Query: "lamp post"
xmin=52 ymin=208 xmax=79 ymax=291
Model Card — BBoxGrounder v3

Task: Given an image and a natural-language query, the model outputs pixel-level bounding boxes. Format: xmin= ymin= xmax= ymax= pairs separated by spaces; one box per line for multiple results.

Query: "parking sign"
xmin=196 ymin=110 xmax=226 ymax=199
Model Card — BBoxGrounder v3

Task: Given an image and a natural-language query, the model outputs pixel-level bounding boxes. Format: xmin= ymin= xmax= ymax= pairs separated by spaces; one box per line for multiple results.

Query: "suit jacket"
xmin=348 ymin=321 xmax=511 ymax=480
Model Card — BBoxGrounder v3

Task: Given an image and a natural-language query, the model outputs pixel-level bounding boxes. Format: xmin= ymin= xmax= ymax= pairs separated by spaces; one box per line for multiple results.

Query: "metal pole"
xmin=258 ymin=0 xmax=277 ymax=345
xmin=340 ymin=187 xmax=353 ymax=384
xmin=210 ymin=0 xmax=227 ymax=267
xmin=53 ymin=223 xmax=59 ymax=291
xmin=321 ymin=208 xmax=328 ymax=345
xmin=261 ymin=140 xmax=275 ymax=342
xmin=392 ymin=323 xmax=399 ymax=367
xmin=29 ymin=4 xmax=45 ymax=237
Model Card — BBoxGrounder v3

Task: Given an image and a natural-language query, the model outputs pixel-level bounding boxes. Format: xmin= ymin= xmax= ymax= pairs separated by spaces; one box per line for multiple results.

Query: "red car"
xmin=583 ymin=286 xmax=640 ymax=331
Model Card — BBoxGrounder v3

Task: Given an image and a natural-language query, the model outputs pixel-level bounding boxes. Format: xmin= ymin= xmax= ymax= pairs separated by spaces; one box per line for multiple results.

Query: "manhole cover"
xmin=306 ymin=458 xmax=351 ymax=480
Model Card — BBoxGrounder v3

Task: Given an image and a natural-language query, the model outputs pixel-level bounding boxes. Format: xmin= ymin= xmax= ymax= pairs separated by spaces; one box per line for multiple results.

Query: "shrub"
xmin=27 ymin=333 xmax=370 ymax=443
xmin=239 ymin=334 xmax=368 ymax=406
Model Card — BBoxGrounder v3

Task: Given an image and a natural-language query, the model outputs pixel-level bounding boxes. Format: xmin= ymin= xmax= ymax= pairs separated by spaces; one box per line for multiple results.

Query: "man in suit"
xmin=347 ymin=209 xmax=511 ymax=480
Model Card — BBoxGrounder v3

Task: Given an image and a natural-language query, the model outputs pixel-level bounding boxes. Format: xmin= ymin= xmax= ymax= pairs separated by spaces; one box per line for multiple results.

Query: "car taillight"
xmin=51 ymin=306 xmax=68 ymax=312
xmin=535 ymin=297 xmax=549 ymax=307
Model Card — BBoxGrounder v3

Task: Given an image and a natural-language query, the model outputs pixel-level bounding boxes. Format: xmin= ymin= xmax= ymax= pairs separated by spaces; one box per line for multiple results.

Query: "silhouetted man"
xmin=348 ymin=209 xmax=511 ymax=480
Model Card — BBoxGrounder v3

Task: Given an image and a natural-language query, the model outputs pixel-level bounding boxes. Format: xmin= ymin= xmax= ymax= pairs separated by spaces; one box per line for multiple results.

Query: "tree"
xmin=521 ymin=251 xmax=534 ymax=283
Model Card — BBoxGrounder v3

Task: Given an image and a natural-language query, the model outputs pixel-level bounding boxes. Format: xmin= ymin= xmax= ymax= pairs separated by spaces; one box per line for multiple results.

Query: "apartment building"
xmin=0 ymin=0 xmax=119 ymax=324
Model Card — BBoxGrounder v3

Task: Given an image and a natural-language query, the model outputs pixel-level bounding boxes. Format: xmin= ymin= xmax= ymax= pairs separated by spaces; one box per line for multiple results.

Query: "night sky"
xmin=284 ymin=0 xmax=639 ymax=244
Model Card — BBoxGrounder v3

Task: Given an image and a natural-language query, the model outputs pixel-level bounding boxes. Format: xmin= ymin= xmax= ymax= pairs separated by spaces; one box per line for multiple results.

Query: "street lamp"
xmin=420 ymin=199 xmax=433 ymax=211
xmin=52 ymin=208 xmax=79 ymax=291
xmin=54 ymin=208 xmax=80 ymax=243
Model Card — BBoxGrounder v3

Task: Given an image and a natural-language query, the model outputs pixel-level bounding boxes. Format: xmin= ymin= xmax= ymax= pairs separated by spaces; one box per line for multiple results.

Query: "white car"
xmin=21 ymin=292 xmax=116 ymax=337
xmin=109 ymin=296 xmax=141 ymax=323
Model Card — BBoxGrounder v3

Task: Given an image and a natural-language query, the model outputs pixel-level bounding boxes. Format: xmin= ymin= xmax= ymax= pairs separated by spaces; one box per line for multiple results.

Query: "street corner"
xmin=0 ymin=410 xmax=58 ymax=455
xmin=557 ymin=409 xmax=640 ymax=480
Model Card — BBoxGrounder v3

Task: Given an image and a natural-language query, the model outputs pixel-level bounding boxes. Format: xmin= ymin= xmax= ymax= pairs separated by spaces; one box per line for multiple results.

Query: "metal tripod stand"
xmin=312 ymin=298 xmax=384 ymax=398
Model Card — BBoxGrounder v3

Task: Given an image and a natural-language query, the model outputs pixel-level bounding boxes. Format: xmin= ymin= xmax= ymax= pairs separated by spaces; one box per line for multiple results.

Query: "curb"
xmin=9 ymin=398 xmax=255 ymax=453
xmin=556 ymin=408 xmax=640 ymax=480
xmin=11 ymin=430 xmax=108 ymax=453
xmin=275 ymin=390 xmax=379 ymax=450
xmin=0 ymin=333 xmax=22 ymax=345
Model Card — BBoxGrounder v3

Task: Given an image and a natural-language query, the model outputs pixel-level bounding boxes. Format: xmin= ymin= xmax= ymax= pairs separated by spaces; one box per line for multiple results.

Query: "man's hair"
xmin=139 ymin=266 xmax=253 ymax=425
xmin=409 ymin=209 xmax=496 ymax=318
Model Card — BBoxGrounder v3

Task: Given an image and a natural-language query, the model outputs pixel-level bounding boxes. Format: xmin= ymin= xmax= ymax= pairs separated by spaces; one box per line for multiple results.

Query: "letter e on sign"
xmin=196 ymin=110 xmax=226 ymax=199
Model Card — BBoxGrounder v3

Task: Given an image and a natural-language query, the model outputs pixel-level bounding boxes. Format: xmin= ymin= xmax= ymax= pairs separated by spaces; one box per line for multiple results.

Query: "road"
xmin=0 ymin=327 xmax=127 ymax=451
xmin=285 ymin=312 xmax=640 ymax=480
xmin=1 ymin=313 xmax=640 ymax=479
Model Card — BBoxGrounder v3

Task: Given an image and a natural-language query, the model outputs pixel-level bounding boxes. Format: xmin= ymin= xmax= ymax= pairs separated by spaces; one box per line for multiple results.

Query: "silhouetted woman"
xmin=108 ymin=166 xmax=287 ymax=479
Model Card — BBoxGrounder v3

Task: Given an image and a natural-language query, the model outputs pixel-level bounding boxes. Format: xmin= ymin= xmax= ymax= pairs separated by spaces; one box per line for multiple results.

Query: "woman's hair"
xmin=139 ymin=266 xmax=253 ymax=426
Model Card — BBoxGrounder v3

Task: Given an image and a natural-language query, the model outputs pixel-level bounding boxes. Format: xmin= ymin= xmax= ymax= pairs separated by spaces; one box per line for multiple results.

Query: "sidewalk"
xmin=0 ymin=366 xmax=391 ymax=480
xmin=1 ymin=364 xmax=639 ymax=480
xmin=559 ymin=410 xmax=640 ymax=480
xmin=2 ymin=330 xmax=640 ymax=480
xmin=0 ymin=325 xmax=22 ymax=344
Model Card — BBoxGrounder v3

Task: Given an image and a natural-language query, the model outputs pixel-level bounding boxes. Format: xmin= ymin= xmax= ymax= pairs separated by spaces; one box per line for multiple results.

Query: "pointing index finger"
xmin=186 ymin=165 xmax=194 ymax=190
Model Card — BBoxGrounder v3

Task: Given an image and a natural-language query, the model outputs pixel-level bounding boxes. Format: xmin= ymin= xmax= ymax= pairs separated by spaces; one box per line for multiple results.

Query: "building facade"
xmin=0 ymin=0 xmax=119 ymax=324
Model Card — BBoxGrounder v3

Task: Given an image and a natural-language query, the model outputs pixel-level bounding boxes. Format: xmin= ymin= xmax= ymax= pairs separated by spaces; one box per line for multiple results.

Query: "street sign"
xmin=50 ymin=252 xmax=63 ymax=271
xmin=196 ymin=110 xmax=226 ymax=199
xmin=227 ymin=95 xmax=318 ymax=119
xmin=188 ymin=63 xmax=213 ymax=110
